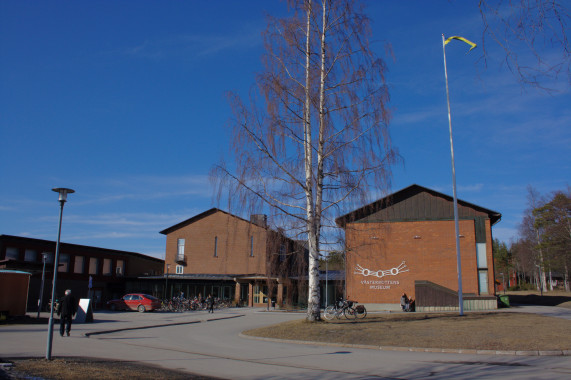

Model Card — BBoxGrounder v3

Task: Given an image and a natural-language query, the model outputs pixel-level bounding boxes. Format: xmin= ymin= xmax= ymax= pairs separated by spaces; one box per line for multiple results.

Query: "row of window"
xmin=176 ymin=236 xmax=259 ymax=259
xmin=4 ymin=247 xmax=124 ymax=276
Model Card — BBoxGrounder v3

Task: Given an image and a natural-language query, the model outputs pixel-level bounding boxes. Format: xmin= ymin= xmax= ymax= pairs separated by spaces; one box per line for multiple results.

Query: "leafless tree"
xmin=533 ymin=189 xmax=571 ymax=291
xmin=518 ymin=186 xmax=549 ymax=291
xmin=479 ymin=0 xmax=570 ymax=89
xmin=213 ymin=0 xmax=397 ymax=321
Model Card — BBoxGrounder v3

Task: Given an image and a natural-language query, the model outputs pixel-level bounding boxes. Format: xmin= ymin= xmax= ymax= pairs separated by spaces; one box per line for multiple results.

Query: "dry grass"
xmin=2 ymin=357 xmax=219 ymax=380
xmin=244 ymin=312 xmax=571 ymax=351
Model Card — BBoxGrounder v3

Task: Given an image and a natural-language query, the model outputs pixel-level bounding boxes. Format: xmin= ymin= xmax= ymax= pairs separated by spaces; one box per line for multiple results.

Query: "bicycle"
xmin=324 ymin=300 xmax=367 ymax=320
xmin=352 ymin=303 xmax=367 ymax=319
xmin=324 ymin=299 xmax=355 ymax=320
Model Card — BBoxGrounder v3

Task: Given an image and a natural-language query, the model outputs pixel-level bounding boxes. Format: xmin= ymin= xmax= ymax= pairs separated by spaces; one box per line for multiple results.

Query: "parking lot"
xmin=2 ymin=307 xmax=571 ymax=379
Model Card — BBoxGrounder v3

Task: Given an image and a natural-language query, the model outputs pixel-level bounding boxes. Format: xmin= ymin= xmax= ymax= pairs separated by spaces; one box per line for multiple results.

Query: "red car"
xmin=107 ymin=293 xmax=161 ymax=312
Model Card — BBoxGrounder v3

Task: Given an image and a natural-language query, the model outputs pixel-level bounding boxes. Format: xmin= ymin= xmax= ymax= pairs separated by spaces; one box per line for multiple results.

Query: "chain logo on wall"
xmin=355 ymin=261 xmax=409 ymax=290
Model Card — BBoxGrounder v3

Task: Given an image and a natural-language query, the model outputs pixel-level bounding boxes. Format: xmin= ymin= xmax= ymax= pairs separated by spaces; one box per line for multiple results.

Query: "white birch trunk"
xmin=303 ymin=0 xmax=321 ymax=321
xmin=549 ymin=270 xmax=553 ymax=291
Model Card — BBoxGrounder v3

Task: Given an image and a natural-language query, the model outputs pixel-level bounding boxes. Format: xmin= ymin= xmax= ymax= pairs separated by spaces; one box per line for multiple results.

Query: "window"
xmin=5 ymin=247 xmax=19 ymax=260
xmin=214 ymin=236 xmax=218 ymax=257
xmin=176 ymin=265 xmax=183 ymax=274
xmin=478 ymin=270 xmax=489 ymax=294
xmin=24 ymin=249 xmax=37 ymax=262
xmin=476 ymin=243 xmax=487 ymax=268
xmin=89 ymin=257 xmax=99 ymax=275
xmin=103 ymin=258 xmax=112 ymax=275
xmin=177 ymin=238 xmax=185 ymax=262
xmin=279 ymin=244 xmax=286 ymax=262
xmin=250 ymin=236 xmax=254 ymax=257
xmin=253 ymin=285 xmax=267 ymax=304
xmin=253 ymin=284 xmax=261 ymax=303
xmin=74 ymin=256 xmax=85 ymax=274
xmin=116 ymin=260 xmax=124 ymax=276
xmin=58 ymin=254 xmax=70 ymax=273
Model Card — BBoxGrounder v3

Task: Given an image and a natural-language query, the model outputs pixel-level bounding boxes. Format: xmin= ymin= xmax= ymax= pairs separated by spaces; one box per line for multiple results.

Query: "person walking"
xmin=58 ymin=289 xmax=77 ymax=337
xmin=206 ymin=294 xmax=214 ymax=313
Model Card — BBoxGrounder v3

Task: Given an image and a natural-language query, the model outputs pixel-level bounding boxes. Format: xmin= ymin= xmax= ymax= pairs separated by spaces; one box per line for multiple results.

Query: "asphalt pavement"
xmin=1 ymin=305 xmax=570 ymax=379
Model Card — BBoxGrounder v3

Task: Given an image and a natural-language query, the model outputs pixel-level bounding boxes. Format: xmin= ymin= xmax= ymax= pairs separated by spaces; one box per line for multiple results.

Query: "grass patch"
xmin=1 ymin=357 xmax=220 ymax=380
xmin=244 ymin=312 xmax=571 ymax=351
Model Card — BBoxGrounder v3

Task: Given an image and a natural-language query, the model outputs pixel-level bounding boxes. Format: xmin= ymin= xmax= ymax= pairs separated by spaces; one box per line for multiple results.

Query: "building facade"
xmin=336 ymin=185 xmax=501 ymax=310
xmin=160 ymin=209 xmax=307 ymax=307
xmin=0 ymin=235 xmax=164 ymax=311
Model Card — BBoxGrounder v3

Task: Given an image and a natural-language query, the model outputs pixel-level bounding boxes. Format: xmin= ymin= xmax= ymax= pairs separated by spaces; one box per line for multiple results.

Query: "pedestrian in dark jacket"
xmin=58 ymin=289 xmax=77 ymax=336
xmin=206 ymin=294 xmax=214 ymax=313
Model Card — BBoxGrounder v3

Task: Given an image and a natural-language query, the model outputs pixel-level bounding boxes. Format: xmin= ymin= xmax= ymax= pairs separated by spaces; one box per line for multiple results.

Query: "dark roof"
xmin=0 ymin=234 xmax=163 ymax=263
xmin=160 ymin=208 xmax=266 ymax=235
xmin=335 ymin=184 xmax=501 ymax=227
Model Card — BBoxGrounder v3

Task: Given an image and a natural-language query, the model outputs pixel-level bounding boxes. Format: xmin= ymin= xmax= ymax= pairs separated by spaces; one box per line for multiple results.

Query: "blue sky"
xmin=1 ymin=1 xmax=569 ymax=259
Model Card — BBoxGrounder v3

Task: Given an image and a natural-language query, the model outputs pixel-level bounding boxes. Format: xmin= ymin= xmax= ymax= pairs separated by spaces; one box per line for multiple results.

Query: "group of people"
xmin=400 ymin=293 xmax=415 ymax=312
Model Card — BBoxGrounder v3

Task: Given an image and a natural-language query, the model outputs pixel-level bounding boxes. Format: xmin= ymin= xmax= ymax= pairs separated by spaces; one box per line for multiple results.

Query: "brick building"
xmin=160 ymin=208 xmax=307 ymax=307
xmin=0 ymin=235 xmax=164 ymax=311
xmin=336 ymin=185 xmax=501 ymax=311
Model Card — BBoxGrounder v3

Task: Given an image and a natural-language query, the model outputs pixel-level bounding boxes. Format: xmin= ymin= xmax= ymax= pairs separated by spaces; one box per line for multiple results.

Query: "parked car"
xmin=107 ymin=293 xmax=161 ymax=312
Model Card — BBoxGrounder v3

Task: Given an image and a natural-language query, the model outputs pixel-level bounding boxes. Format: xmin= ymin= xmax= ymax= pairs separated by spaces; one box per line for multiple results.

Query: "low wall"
xmin=415 ymin=280 xmax=497 ymax=312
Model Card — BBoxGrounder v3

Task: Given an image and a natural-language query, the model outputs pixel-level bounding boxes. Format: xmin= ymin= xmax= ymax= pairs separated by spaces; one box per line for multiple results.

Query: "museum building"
xmin=336 ymin=184 xmax=502 ymax=311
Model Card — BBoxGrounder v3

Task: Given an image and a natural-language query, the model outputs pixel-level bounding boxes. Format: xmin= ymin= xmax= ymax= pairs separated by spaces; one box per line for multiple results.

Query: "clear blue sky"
xmin=1 ymin=1 xmax=569 ymax=259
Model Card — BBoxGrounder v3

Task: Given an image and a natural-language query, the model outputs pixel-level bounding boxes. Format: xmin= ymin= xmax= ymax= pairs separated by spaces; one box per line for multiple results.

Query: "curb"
xmin=238 ymin=333 xmax=570 ymax=357
xmin=85 ymin=314 xmax=245 ymax=337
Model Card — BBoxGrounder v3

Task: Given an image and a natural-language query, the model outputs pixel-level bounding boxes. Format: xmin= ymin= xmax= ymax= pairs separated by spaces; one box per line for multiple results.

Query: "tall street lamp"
xmin=46 ymin=187 xmax=74 ymax=360
xmin=37 ymin=252 xmax=48 ymax=319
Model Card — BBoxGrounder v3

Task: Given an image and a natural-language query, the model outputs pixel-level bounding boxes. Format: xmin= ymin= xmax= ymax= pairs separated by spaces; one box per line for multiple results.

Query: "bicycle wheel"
xmin=356 ymin=305 xmax=367 ymax=319
xmin=343 ymin=307 xmax=357 ymax=320
xmin=324 ymin=306 xmax=336 ymax=320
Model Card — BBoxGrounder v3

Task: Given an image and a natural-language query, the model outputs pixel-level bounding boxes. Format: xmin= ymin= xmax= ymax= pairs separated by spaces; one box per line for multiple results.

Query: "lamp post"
xmin=325 ymin=259 xmax=328 ymax=308
xmin=37 ymin=253 xmax=48 ymax=319
xmin=46 ymin=187 xmax=74 ymax=360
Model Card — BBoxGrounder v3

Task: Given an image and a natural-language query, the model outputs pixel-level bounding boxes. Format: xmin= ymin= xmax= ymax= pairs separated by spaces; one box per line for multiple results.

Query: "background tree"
xmin=510 ymin=239 xmax=536 ymax=288
xmin=514 ymin=186 xmax=570 ymax=292
xmin=493 ymin=238 xmax=512 ymax=289
xmin=533 ymin=189 xmax=571 ymax=291
xmin=214 ymin=0 xmax=396 ymax=321
xmin=518 ymin=186 xmax=548 ymax=292
xmin=319 ymin=250 xmax=345 ymax=271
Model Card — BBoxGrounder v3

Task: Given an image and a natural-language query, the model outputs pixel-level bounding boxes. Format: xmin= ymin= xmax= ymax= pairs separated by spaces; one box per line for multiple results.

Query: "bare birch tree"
xmin=213 ymin=0 xmax=396 ymax=321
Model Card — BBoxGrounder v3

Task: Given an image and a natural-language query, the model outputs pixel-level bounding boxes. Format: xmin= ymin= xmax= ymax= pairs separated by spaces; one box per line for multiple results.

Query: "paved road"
xmin=1 ymin=306 xmax=570 ymax=379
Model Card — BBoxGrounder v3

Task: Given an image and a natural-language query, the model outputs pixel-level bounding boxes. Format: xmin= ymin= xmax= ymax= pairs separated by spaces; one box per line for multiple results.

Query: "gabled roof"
xmin=335 ymin=184 xmax=501 ymax=227
xmin=159 ymin=208 xmax=265 ymax=235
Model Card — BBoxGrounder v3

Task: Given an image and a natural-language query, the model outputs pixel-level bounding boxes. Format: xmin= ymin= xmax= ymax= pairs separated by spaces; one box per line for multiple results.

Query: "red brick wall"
xmin=164 ymin=211 xmax=268 ymax=275
xmin=345 ymin=219 xmax=494 ymax=304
